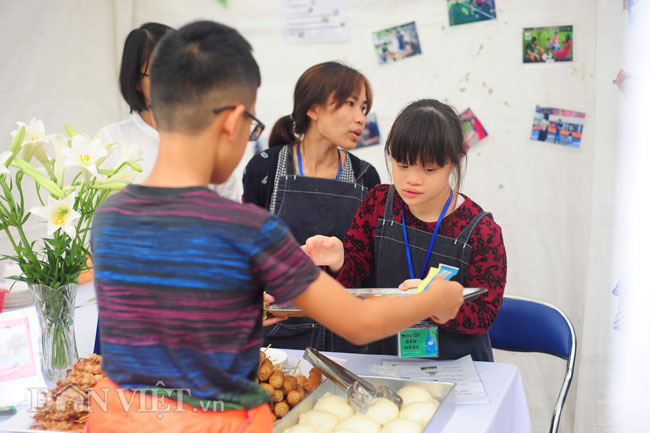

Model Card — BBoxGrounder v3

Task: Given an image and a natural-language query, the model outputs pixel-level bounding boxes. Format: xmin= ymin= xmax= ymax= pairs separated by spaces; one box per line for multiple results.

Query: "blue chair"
xmin=488 ymin=295 xmax=577 ymax=433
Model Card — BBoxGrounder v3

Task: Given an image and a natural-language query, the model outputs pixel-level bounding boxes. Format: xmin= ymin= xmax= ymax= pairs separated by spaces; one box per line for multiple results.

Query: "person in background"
xmin=554 ymin=118 xmax=563 ymax=143
xmin=243 ymin=61 xmax=381 ymax=351
xmin=88 ymin=21 xmax=463 ymax=432
xmin=98 ymin=22 xmax=240 ymax=200
xmin=525 ymin=36 xmax=542 ymax=62
xmin=303 ymin=99 xmax=507 ymax=361
xmin=554 ymin=33 xmax=573 ymax=61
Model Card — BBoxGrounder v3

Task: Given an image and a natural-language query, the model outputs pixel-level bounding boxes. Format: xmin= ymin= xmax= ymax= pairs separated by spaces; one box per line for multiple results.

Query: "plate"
xmin=262 ymin=347 xmax=288 ymax=365
xmin=265 ymin=288 xmax=488 ymax=317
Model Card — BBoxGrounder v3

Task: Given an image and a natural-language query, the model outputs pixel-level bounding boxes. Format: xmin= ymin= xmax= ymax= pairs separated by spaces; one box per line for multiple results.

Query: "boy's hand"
xmin=263 ymin=293 xmax=287 ymax=327
xmin=426 ymin=277 xmax=463 ymax=324
xmin=301 ymin=235 xmax=344 ymax=273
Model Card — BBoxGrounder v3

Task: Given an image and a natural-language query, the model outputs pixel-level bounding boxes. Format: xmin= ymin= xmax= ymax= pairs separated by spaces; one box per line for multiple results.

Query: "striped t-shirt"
xmin=91 ymin=185 xmax=319 ymax=409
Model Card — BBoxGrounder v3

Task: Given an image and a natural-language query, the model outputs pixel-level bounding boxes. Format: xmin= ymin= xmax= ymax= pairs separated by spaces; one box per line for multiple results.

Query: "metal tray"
xmin=266 ymin=288 xmax=487 ymax=317
xmin=273 ymin=375 xmax=455 ymax=433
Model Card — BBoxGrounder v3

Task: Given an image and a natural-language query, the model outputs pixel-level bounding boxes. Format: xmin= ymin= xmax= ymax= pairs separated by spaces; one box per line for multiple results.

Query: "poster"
xmin=530 ymin=105 xmax=586 ymax=148
xmin=447 ymin=0 xmax=497 ymax=26
xmin=0 ymin=309 xmax=46 ymax=407
xmin=283 ymin=0 xmax=349 ymax=44
xmin=355 ymin=113 xmax=381 ymax=148
xmin=460 ymin=108 xmax=488 ymax=150
xmin=372 ymin=22 xmax=422 ymax=64
xmin=523 ymin=25 xmax=574 ymax=63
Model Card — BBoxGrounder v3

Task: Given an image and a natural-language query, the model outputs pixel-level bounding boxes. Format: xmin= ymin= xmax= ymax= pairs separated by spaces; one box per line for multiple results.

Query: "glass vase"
xmin=29 ymin=283 xmax=79 ymax=382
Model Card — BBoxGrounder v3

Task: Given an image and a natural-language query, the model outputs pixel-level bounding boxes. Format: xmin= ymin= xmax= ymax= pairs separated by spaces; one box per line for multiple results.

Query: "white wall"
xmin=0 ymin=1 xmax=625 ymax=432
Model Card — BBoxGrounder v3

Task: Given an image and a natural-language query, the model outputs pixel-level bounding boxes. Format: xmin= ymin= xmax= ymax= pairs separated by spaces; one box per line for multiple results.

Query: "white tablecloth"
xmin=0 ymin=284 xmax=532 ymax=433
xmin=282 ymin=349 xmax=533 ymax=433
xmin=0 ymin=282 xmax=97 ymax=433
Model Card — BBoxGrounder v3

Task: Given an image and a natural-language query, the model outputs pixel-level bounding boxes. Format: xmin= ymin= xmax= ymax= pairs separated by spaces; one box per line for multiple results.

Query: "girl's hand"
xmin=398 ymin=279 xmax=422 ymax=290
xmin=263 ymin=293 xmax=287 ymax=327
xmin=301 ymin=235 xmax=344 ymax=273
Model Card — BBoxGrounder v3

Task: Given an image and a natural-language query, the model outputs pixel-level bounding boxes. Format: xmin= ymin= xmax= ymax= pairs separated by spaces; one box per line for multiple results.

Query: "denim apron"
xmin=327 ymin=185 xmax=494 ymax=361
xmin=263 ymin=145 xmax=370 ymax=350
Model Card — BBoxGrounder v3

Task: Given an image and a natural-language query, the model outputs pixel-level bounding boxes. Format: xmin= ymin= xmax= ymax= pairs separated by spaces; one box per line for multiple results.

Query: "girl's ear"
xmin=307 ymin=104 xmax=321 ymax=121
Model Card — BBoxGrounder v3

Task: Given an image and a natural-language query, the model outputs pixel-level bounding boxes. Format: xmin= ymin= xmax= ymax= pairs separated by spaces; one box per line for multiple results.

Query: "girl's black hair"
xmin=269 ymin=61 xmax=373 ymax=147
xmin=385 ymin=99 xmax=466 ymax=191
xmin=119 ymin=22 xmax=174 ymax=113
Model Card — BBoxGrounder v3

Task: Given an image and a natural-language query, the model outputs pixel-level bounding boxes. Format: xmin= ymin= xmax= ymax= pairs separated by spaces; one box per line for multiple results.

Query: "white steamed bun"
xmin=298 ymin=409 xmax=339 ymax=433
xmin=363 ymin=398 xmax=399 ymax=425
xmin=396 ymin=385 xmax=434 ymax=406
xmin=380 ymin=418 xmax=423 ymax=433
xmin=313 ymin=392 xmax=354 ymax=420
xmin=399 ymin=400 xmax=440 ymax=426
xmin=285 ymin=425 xmax=320 ymax=433
xmin=335 ymin=414 xmax=381 ymax=433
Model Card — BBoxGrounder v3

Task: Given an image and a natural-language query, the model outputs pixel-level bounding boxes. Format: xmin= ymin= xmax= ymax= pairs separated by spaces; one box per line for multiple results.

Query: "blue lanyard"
xmin=401 ymin=187 xmax=454 ymax=279
xmin=297 ymin=145 xmax=342 ymax=181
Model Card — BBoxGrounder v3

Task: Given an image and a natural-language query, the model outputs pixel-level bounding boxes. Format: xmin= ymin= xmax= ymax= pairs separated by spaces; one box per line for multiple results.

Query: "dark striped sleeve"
xmin=250 ymin=215 xmax=320 ymax=304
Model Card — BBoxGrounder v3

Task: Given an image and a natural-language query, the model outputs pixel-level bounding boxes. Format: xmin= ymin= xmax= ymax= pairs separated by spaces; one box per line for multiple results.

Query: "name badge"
xmin=398 ymin=323 xmax=438 ymax=358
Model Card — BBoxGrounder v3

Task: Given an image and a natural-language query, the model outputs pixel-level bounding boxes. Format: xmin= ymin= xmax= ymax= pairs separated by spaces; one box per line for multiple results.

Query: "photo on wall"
xmin=460 ymin=108 xmax=488 ymax=150
xmin=530 ymin=105 xmax=585 ymax=148
xmin=523 ymin=25 xmax=573 ymax=63
xmin=447 ymin=0 xmax=497 ymax=26
xmin=372 ymin=22 xmax=422 ymax=64
xmin=355 ymin=113 xmax=381 ymax=148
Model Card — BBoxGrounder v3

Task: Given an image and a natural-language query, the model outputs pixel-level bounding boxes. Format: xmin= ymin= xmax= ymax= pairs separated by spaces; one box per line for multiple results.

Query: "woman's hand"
xmin=398 ymin=279 xmax=422 ymax=290
xmin=301 ymin=235 xmax=345 ymax=274
xmin=263 ymin=293 xmax=287 ymax=327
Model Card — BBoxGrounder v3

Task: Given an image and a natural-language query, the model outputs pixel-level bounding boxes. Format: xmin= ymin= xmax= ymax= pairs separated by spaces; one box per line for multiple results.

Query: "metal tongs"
xmin=303 ymin=347 xmax=403 ymax=413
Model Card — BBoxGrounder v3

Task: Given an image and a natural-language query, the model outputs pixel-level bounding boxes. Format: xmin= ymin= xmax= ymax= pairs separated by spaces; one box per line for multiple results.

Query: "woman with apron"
xmin=303 ymin=99 xmax=507 ymax=361
xmin=242 ymin=62 xmax=381 ymax=349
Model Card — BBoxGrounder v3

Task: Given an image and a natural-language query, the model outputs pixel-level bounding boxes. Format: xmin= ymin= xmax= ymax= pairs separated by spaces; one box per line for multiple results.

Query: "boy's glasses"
xmin=213 ymin=106 xmax=265 ymax=141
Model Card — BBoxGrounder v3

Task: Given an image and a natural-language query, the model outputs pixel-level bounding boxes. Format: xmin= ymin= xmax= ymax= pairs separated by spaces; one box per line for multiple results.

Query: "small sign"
xmin=398 ymin=326 xmax=438 ymax=358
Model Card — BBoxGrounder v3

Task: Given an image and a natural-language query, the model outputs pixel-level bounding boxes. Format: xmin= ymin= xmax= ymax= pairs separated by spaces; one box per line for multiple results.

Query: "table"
xmin=0 ymin=282 xmax=97 ymax=433
xmin=283 ymin=349 xmax=532 ymax=433
xmin=0 ymin=284 xmax=532 ymax=433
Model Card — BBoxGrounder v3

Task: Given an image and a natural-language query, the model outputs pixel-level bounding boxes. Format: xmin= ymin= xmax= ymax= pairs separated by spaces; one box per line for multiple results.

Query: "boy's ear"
xmin=218 ymin=105 xmax=246 ymax=140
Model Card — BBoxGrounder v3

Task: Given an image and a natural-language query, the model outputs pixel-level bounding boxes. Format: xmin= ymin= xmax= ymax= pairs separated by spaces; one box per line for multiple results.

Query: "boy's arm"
xmin=292 ymin=272 xmax=463 ymax=345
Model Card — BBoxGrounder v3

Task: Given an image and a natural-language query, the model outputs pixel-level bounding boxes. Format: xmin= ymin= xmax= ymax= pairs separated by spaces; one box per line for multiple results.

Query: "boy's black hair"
xmin=385 ymin=99 xmax=466 ymax=191
xmin=119 ymin=22 xmax=174 ymax=113
xmin=150 ymin=20 xmax=261 ymax=134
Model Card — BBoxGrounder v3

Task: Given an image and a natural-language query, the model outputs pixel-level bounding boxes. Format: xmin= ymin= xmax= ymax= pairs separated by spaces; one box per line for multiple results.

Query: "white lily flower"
xmin=98 ymin=166 xmax=138 ymax=185
xmin=62 ymin=134 xmax=107 ymax=178
xmin=30 ymin=193 xmax=81 ymax=239
xmin=0 ymin=151 xmax=11 ymax=175
xmin=11 ymin=119 xmax=48 ymax=164
xmin=49 ymin=134 xmax=69 ymax=187
xmin=116 ymin=141 xmax=143 ymax=166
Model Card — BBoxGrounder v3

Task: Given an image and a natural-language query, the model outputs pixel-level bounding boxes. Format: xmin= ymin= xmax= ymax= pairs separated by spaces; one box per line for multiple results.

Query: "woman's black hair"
xmin=119 ymin=22 xmax=174 ymax=113
xmin=269 ymin=61 xmax=373 ymax=147
xmin=385 ymin=99 xmax=466 ymax=192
